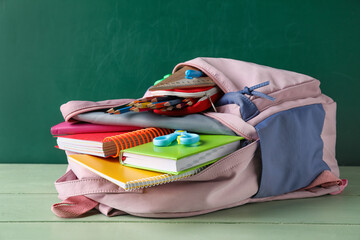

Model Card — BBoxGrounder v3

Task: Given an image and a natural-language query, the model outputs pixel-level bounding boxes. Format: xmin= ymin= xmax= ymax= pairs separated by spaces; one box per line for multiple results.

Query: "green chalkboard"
xmin=0 ymin=0 xmax=359 ymax=165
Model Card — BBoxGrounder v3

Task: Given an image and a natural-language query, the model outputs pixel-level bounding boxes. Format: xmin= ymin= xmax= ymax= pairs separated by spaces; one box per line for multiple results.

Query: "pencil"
xmin=107 ymin=103 xmax=130 ymax=113
xmin=134 ymin=102 xmax=152 ymax=108
xmin=163 ymin=99 xmax=182 ymax=107
xmin=182 ymin=98 xmax=198 ymax=106
xmin=113 ymin=106 xmax=132 ymax=114
xmin=128 ymin=97 xmax=154 ymax=106
xmin=147 ymin=101 xmax=169 ymax=109
xmin=176 ymin=102 xmax=187 ymax=109
xmin=130 ymin=107 xmax=152 ymax=112
xmin=150 ymin=96 xmax=177 ymax=102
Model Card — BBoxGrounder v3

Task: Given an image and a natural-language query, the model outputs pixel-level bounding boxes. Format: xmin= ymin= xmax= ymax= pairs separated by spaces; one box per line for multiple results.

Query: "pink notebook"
xmin=51 ymin=121 xmax=142 ymax=135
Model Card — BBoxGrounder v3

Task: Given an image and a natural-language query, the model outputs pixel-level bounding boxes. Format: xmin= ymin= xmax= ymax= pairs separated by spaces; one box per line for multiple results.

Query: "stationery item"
xmin=52 ymin=57 xmax=344 ymax=220
xmin=147 ymin=101 xmax=167 ymax=109
xmin=130 ymin=107 xmax=152 ymax=112
xmin=150 ymin=96 xmax=177 ymax=102
xmin=152 ymin=88 xmax=222 ymax=116
xmin=134 ymin=102 xmax=152 ymax=108
xmin=149 ymin=66 xmax=215 ymax=91
xmin=113 ymin=106 xmax=132 ymax=114
xmin=51 ymin=121 xmax=142 ymax=135
xmin=68 ymin=154 xmax=205 ymax=191
xmin=57 ymin=128 xmax=174 ymax=157
xmin=153 ymin=130 xmax=200 ymax=147
xmin=175 ymin=102 xmax=187 ymax=109
xmin=107 ymin=97 xmax=156 ymax=114
xmin=185 ymin=70 xmax=203 ymax=79
xmin=121 ymin=134 xmax=244 ymax=174
xmin=107 ymin=102 xmax=132 ymax=114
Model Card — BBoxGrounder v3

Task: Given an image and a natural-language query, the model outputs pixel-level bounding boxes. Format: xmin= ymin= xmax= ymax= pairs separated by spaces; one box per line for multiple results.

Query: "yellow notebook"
xmin=68 ymin=154 xmax=203 ymax=191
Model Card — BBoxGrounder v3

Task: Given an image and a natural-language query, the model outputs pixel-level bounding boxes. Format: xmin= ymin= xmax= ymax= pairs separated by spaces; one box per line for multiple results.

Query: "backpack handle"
xmin=52 ymin=195 xmax=98 ymax=218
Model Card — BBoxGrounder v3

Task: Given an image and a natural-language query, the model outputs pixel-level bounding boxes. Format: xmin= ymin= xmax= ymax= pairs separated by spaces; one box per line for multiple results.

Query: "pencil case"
xmin=52 ymin=57 xmax=347 ymax=218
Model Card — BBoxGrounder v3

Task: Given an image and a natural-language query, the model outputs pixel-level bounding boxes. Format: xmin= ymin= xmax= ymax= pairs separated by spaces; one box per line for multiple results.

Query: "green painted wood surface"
xmin=0 ymin=0 xmax=359 ymax=164
xmin=0 ymin=165 xmax=359 ymax=240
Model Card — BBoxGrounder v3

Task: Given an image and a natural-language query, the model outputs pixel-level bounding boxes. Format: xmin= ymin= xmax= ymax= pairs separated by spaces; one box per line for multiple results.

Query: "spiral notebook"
xmin=57 ymin=128 xmax=173 ymax=158
xmin=121 ymin=134 xmax=244 ymax=174
xmin=68 ymin=154 xmax=205 ymax=191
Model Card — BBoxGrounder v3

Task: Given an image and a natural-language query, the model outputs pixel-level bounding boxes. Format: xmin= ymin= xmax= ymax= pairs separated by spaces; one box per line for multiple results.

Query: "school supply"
xmin=50 ymin=121 xmax=142 ymax=135
xmin=68 ymin=154 xmax=204 ymax=191
xmin=153 ymin=130 xmax=200 ymax=147
xmin=52 ymin=57 xmax=346 ymax=219
xmin=56 ymin=128 xmax=173 ymax=157
xmin=121 ymin=135 xmax=244 ymax=174
xmin=106 ymin=89 xmax=221 ymax=116
xmin=107 ymin=96 xmax=185 ymax=114
xmin=149 ymin=66 xmax=215 ymax=91
xmin=105 ymin=67 xmax=219 ymax=116
xmin=185 ymin=69 xmax=203 ymax=79
xmin=151 ymin=87 xmax=222 ymax=116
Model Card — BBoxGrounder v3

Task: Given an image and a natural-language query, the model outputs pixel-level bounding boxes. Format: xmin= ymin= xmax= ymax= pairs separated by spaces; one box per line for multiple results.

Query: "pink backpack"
xmin=52 ymin=57 xmax=347 ymax=218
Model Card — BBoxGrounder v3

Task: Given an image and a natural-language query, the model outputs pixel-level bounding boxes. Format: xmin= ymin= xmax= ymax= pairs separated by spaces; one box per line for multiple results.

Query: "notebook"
xmin=68 ymin=154 xmax=205 ymax=191
xmin=57 ymin=128 xmax=173 ymax=158
xmin=51 ymin=121 xmax=142 ymax=135
xmin=121 ymin=134 xmax=244 ymax=174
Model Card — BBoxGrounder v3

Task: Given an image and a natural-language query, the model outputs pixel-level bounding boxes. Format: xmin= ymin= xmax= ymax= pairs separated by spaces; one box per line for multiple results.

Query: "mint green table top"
xmin=0 ymin=165 xmax=359 ymax=240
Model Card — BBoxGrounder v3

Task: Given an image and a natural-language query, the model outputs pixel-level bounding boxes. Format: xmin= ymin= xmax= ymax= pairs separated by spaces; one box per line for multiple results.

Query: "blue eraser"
xmin=185 ymin=70 xmax=203 ymax=79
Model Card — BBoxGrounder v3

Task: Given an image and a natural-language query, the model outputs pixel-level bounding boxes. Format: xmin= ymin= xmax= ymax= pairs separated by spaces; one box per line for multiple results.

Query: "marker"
xmin=185 ymin=70 xmax=203 ymax=79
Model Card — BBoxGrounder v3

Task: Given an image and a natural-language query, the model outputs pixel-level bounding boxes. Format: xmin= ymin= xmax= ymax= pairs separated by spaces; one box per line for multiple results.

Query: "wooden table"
xmin=0 ymin=165 xmax=359 ymax=240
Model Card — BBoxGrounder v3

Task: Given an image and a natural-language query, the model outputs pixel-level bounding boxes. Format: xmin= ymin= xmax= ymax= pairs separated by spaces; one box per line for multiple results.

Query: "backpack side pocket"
xmin=253 ymin=104 xmax=330 ymax=198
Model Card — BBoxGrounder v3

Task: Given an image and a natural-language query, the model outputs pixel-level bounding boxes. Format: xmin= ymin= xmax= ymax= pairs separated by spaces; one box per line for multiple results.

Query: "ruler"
xmin=149 ymin=66 xmax=215 ymax=91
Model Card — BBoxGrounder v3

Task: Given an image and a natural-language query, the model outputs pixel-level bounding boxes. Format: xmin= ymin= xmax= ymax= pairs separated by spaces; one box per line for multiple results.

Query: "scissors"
xmin=153 ymin=130 xmax=200 ymax=147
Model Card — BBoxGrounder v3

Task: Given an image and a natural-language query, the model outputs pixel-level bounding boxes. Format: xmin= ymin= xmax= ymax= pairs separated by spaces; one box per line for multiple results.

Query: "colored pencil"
xmin=107 ymin=103 xmax=130 ymax=113
xmin=176 ymin=102 xmax=187 ymax=109
xmin=163 ymin=99 xmax=182 ymax=107
xmin=150 ymin=96 xmax=177 ymax=102
xmin=134 ymin=102 xmax=152 ymax=108
xmin=130 ymin=107 xmax=152 ymax=112
xmin=112 ymin=106 xmax=132 ymax=114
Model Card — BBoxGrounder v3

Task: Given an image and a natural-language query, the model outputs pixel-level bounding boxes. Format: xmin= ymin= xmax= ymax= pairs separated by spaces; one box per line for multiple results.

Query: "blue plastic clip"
xmin=153 ymin=130 xmax=200 ymax=147
xmin=185 ymin=70 xmax=203 ymax=79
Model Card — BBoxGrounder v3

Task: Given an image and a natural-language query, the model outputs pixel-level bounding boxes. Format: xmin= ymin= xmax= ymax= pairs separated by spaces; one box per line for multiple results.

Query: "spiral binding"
xmin=125 ymin=166 xmax=205 ymax=191
xmin=103 ymin=127 xmax=173 ymax=157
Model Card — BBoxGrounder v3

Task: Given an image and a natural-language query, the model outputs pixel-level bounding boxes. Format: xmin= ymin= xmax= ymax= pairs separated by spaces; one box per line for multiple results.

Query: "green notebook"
xmin=120 ymin=135 xmax=244 ymax=174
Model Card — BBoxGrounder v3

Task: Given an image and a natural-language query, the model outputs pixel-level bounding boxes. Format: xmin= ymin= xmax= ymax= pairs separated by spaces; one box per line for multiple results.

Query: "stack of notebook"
xmin=53 ymin=121 xmax=244 ymax=191
xmin=52 ymin=67 xmax=243 ymax=191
